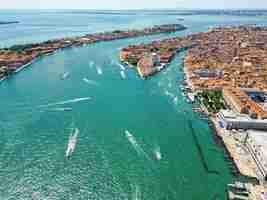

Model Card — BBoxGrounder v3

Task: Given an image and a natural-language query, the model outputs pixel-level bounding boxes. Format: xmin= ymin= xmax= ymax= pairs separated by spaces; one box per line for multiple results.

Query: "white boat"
xmin=65 ymin=128 xmax=79 ymax=157
xmin=173 ymin=96 xmax=178 ymax=104
xmin=89 ymin=61 xmax=94 ymax=68
xmin=119 ymin=63 xmax=126 ymax=70
xmin=53 ymin=107 xmax=72 ymax=112
xmin=120 ymin=70 xmax=126 ymax=79
xmin=60 ymin=72 xmax=70 ymax=80
xmin=96 ymin=67 xmax=103 ymax=75
xmin=125 ymin=130 xmax=133 ymax=139
xmin=187 ymin=93 xmax=195 ymax=102
xmin=154 ymin=149 xmax=162 ymax=160
xmin=83 ymin=78 xmax=90 ymax=83
xmin=0 ymin=76 xmax=6 ymax=83
xmin=83 ymin=78 xmax=99 ymax=86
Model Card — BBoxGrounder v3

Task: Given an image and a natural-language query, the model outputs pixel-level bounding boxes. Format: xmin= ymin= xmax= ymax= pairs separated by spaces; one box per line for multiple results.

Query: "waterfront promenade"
xmin=119 ymin=25 xmax=267 ymax=199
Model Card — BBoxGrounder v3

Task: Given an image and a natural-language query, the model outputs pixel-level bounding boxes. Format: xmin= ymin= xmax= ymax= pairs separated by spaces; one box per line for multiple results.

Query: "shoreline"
xmin=182 ymin=59 xmax=265 ymax=199
xmin=0 ymin=23 xmax=186 ymax=83
xmin=119 ymin=26 xmax=267 ymax=194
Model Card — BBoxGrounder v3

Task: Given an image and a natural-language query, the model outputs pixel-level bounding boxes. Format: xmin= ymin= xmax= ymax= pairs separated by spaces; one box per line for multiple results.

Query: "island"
xmin=0 ymin=23 xmax=186 ymax=82
xmin=119 ymin=37 xmax=192 ymax=78
xmin=0 ymin=21 xmax=19 ymax=25
xmin=120 ymin=25 xmax=267 ymax=199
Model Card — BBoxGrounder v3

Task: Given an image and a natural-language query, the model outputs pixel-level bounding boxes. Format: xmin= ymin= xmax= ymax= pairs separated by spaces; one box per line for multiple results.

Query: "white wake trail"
xmin=96 ymin=66 xmax=103 ymax=75
xmin=132 ymin=184 xmax=141 ymax=200
xmin=38 ymin=97 xmax=92 ymax=108
xmin=83 ymin=78 xmax=99 ymax=86
xmin=120 ymin=70 xmax=127 ymax=79
xmin=125 ymin=130 xmax=151 ymax=161
xmin=118 ymin=63 xmax=126 ymax=70
xmin=89 ymin=61 xmax=94 ymax=68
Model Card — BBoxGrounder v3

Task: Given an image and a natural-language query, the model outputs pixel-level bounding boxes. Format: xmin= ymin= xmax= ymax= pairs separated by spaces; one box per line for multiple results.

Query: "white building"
xmin=218 ymin=110 xmax=267 ymax=131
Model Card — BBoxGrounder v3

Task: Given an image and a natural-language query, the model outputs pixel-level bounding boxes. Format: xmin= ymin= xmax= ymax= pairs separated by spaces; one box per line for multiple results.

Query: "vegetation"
xmin=113 ymin=30 xmax=123 ymax=34
xmin=9 ymin=43 xmax=39 ymax=52
xmin=197 ymin=90 xmax=226 ymax=113
xmin=168 ymin=45 xmax=177 ymax=51
xmin=126 ymin=55 xmax=138 ymax=66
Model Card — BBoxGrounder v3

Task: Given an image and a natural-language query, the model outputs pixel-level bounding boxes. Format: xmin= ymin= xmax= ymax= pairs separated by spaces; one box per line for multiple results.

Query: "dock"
xmin=211 ymin=117 xmax=267 ymax=199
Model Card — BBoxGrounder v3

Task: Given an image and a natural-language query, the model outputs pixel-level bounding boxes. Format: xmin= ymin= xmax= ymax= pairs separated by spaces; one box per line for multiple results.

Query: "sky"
xmin=0 ymin=0 xmax=267 ymax=10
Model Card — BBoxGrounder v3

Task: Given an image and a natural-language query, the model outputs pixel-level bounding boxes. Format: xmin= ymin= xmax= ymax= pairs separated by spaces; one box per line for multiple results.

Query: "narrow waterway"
xmin=0 ymin=34 xmax=233 ymax=200
xmin=1 ymin=10 xmax=267 ymax=200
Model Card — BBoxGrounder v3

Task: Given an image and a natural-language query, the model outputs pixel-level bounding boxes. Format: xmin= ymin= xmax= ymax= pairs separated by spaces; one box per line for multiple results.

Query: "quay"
xmin=118 ymin=25 xmax=267 ymax=199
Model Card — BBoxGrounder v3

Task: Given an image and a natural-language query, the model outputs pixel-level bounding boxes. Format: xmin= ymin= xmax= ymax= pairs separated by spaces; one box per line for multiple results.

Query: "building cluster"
xmin=184 ymin=26 xmax=267 ymax=91
xmin=136 ymin=53 xmax=161 ymax=78
xmin=0 ymin=24 xmax=185 ymax=80
xmin=179 ymin=26 xmax=267 ymax=132
xmin=120 ymin=37 xmax=190 ymax=78
xmin=223 ymin=88 xmax=267 ymax=120
xmin=119 ymin=25 xmax=267 ymax=187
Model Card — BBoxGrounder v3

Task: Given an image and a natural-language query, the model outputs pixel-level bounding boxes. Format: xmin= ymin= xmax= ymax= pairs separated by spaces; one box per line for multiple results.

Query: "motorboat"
xmin=125 ymin=130 xmax=133 ymax=139
xmin=60 ymin=72 xmax=70 ymax=80
xmin=154 ymin=149 xmax=162 ymax=160
xmin=65 ymin=128 xmax=79 ymax=157
xmin=120 ymin=70 xmax=126 ymax=79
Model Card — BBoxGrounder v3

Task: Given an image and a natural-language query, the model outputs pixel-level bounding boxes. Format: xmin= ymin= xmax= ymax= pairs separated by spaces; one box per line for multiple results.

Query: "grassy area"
xmin=197 ymin=90 xmax=226 ymax=113
xmin=125 ymin=55 xmax=139 ymax=66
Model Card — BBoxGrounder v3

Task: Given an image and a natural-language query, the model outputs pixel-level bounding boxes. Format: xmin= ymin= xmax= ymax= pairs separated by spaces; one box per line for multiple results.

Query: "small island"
xmin=0 ymin=23 xmax=186 ymax=81
xmin=0 ymin=21 xmax=19 ymax=25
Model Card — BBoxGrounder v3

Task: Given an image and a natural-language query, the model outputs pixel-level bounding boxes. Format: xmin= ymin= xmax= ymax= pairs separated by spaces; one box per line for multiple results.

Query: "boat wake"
xmin=83 ymin=78 xmax=99 ymax=86
xmin=118 ymin=63 xmax=126 ymax=70
xmin=164 ymin=90 xmax=175 ymax=98
xmin=125 ymin=130 xmax=150 ymax=161
xmin=60 ymin=72 xmax=70 ymax=80
xmin=38 ymin=97 xmax=92 ymax=108
xmin=49 ymin=107 xmax=72 ymax=112
xmin=164 ymin=89 xmax=178 ymax=105
xmin=132 ymin=184 xmax=141 ymax=200
xmin=120 ymin=70 xmax=126 ymax=79
xmin=89 ymin=61 xmax=94 ymax=68
xmin=173 ymin=96 xmax=178 ymax=105
xmin=66 ymin=128 xmax=79 ymax=157
xmin=154 ymin=146 xmax=162 ymax=161
xmin=96 ymin=66 xmax=103 ymax=75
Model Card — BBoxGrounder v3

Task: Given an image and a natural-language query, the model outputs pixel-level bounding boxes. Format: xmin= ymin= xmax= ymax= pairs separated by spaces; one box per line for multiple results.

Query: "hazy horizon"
xmin=1 ymin=0 xmax=267 ymax=10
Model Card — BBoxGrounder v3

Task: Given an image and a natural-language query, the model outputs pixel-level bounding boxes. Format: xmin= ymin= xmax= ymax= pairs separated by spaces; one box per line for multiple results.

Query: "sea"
xmin=0 ymin=10 xmax=267 ymax=200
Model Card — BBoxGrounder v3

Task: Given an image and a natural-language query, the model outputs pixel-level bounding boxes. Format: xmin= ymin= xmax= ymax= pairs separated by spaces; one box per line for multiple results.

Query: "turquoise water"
xmin=1 ymin=10 xmax=267 ymax=200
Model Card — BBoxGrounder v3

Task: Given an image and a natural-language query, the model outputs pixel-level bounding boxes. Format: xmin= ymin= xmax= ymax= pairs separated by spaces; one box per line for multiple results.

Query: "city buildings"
xmin=218 ymin=110 xmax=267 ymax=131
